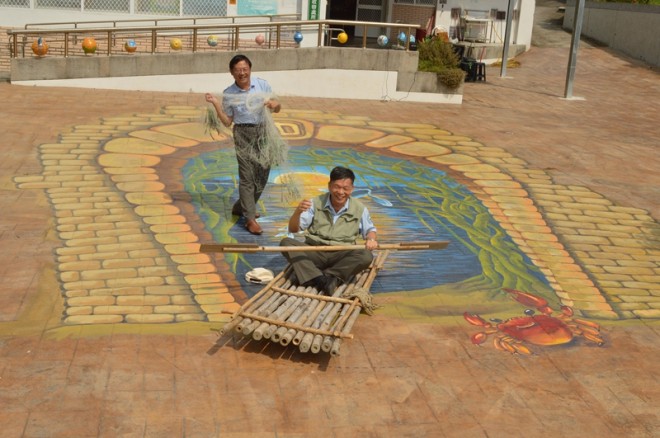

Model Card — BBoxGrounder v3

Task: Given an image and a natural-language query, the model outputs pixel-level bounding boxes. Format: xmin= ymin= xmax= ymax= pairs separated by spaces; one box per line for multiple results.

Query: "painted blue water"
xmin=183 ymin=146 xmax=549 ymax=296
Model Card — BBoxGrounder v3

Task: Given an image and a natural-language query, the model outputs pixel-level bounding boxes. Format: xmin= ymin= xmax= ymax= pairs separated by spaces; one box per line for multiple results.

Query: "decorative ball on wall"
xmin=337 ymin=32 xmax=348 ymax=44
xmin=82 ymin=37 xmax=97 ymax=54
xmin=293 ymin=32 xmax=303 ymax=44
xmin=124 ymin=39 xmax=137 ymax=53
xmin=207 ymin=35 xmax=219 ymax=47
xmin=377 ymin=35 xmax=389 ymax=47
xmin=31 ymin=37 xmax=49 ymax=57
xmin=255 ymin=34 xmax=265 ymax=45
xmin=170 ymin=38 xmax=183 ymax=50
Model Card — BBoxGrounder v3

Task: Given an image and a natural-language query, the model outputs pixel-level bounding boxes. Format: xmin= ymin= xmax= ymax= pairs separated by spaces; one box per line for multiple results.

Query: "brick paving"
xmin=0 ymin=30 xmax=659 ymax=438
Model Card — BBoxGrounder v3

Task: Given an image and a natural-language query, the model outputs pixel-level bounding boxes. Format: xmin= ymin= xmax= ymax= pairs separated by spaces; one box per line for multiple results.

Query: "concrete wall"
xmin=10 ymin=47 xmax=463 ymax=104
xmin=563 ymin=1 xmax=660 ymax=67
xmin=11 ymin=47 xmax=419 ymax=81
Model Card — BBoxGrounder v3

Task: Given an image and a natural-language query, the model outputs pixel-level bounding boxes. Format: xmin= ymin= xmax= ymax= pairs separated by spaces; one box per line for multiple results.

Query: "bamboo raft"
xmin=201 ymin=241 xmax=448 ymax=356
xmin=213 ymin=251 xmax=387 ymax=356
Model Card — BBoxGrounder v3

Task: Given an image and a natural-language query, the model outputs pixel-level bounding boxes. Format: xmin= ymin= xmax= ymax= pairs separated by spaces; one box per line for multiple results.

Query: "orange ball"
xmin=337 ymin=32 xmax=348 ymax=44
xmin=31 ymin=38 xmax=49 ymax=57
xmin=82 ymin=37 xmax=97 ymax=54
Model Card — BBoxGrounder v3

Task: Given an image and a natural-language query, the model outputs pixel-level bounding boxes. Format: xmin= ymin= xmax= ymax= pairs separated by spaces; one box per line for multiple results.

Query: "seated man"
xmin=280 ymin=166 xmax=379 ymax=295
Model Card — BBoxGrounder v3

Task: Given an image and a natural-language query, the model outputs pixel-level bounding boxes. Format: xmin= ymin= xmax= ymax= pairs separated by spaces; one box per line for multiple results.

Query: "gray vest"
xmin=306 ymin=194 xmax=365 ymax=246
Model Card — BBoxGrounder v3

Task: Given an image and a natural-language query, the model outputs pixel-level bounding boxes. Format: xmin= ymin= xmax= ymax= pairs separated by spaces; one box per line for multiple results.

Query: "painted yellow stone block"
xmin=427 ymin=154 xmax=480 ymax=165
xmin=143 ymin=214 xmax=187 ymax=225
xmin=432 ymin=135 xmax=473 ymax=142
xmin=146 ymin=285 xmax=190 ymax=295
xmin=98 ymin=153 xmax=161 ymax=168
xmin=176 ymin=314 xmax=206 ymax=322
xmin=65 ymin=315 xmax=123 ymax=324
xmin=171 ymin=296 xmax=195 ymax=306
xmin=154 ymin=305 xmax=202 ymax=314
xmin=135 ymin=204 xmax=181 ymax=217
xmin=473 ymin=179 xmax=521 ymax=188
xmin=185 ymin=273 xmax=222 ymax=284
xmin=68 ymin=295 xmax=116 ymax=306
xmin=111 ymin=173 xmax=160 ymax=183
xmin=125 ymin=314 xmax=175 ymax=323
xmin=137 ymin=267 xmax=177 ymax=278
xmin=364 ymin=134 xmax=414 ymax=149
xmin=103 ymin=167 xmax=157 ymax=175
xmin=194 ymin=293 xmax=236 ymax=304
xmin=177 ymin=263 xmax=216 ymax=274
xmin=94 ymin=305 xmax=154 ymax=315
xmin=190 ymin=283 xmax=230 ymax=294
xmin=60 ymin=260 xmax=102 ymax=271
xmin=164 ymin=243 xmax=202 ymax=255
xmin=117 ymin=295 xmax=171 ymax=306
xmin=150 ymin=224 xmax=191 ymax=234
xmin=316 ymin=125 xmax=384 ymax=143
xmin=125 ymin=192 xmax=173 ymax=206
xmin=116 ymin=181 xmax=166 ymax=192
xmin=390 ymin=142 xmax=451 ymax=157
xmin=65 ymin=306 xmax=93 ymax=316
xmin=450 ymin=163 xmax=502 ymax=174
xmin=519 ymin=232 xmax=559 ymax=242
xmin=154 ymin=232 xmax=198 ymax=245
xmin=106 ymin=277 xmax=166 ymax=288
xmin=81 ymin=268 xmax=137 ymax=281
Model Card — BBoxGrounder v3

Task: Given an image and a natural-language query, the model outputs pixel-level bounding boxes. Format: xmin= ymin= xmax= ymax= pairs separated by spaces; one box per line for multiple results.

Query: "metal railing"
xmin=8 ymin=19 xmax=420 ymax=59
xmin=24 ymin=14 xmax=301 ymax=30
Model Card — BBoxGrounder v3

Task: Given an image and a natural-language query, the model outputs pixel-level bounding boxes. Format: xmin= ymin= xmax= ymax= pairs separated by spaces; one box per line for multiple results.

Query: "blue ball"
xmin=410 ymin=35 xmax=416 ymax=44
xmin=398 ymin=32 xmax=406 ymax=43
xmin=294 ymin=32 xmax=303 ymax=43
xmin=377 ymin=35 xmax=389 ymax=47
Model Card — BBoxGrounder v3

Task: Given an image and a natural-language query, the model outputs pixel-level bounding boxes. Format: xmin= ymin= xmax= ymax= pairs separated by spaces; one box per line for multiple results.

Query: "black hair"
xmin=229 ymin=54 xmax=252 ymax=71
xmin=329 ymin=166 xmax=355 ymax=184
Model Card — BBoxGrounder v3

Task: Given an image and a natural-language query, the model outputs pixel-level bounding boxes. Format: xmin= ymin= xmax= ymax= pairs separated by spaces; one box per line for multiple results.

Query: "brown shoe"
xmin=245 ymin=219 xmax=263 ymax=235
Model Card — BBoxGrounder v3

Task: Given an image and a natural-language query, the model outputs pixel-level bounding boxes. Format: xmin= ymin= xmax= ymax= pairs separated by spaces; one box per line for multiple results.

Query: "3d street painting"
xmin=11 ymin=106 xmax=660 ymax=355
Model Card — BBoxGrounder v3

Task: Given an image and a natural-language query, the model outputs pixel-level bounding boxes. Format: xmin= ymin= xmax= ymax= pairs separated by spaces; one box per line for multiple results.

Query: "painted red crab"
xmin=464 ymin=288 xmax=604 ymax=355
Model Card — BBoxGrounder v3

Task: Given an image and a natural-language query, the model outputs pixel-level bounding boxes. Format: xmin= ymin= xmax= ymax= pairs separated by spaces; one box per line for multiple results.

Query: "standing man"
xmin=205 ymin=54 xmax=281 ymax=235
xmin=280 ymin=166 xmax=379 ymax=295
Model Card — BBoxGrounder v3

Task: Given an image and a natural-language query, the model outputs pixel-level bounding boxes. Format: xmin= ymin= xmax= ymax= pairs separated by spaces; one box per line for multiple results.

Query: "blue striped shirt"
xmin=222 ymin=77 xmax=273 ymax=125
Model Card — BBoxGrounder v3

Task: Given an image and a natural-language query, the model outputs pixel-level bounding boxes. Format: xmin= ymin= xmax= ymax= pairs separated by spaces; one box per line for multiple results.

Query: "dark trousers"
xmin=232 ymin=125 xmax=270 ymax=220
xmin=279 ymin=237 xmax=374 ymax=285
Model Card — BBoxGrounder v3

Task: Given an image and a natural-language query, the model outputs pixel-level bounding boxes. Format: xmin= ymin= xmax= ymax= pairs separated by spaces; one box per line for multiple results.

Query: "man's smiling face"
xmin=231 ymin=60 xmax=251 ymax=90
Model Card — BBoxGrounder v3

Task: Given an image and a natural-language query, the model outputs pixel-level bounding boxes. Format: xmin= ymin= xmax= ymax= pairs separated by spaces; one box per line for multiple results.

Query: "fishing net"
xmin=204 ymin=91 xmax=302 ymax=203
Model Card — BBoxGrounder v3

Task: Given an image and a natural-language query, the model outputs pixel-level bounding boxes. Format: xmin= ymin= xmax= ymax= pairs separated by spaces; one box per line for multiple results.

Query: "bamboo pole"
xmin=218 ymin=267 xmax=289 ymax=336
xmin=330 ymin=250 xmax=390 ymax=356
xmin=200 ymin=241 xmax=448 ymax=253
xmin=277 ymin=287 xmax=320 ymax=345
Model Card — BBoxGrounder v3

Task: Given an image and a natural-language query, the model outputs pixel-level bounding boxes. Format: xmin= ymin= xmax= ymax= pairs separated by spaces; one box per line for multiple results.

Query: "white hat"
xmin=245 ymin=268 xmax=274 ymax=284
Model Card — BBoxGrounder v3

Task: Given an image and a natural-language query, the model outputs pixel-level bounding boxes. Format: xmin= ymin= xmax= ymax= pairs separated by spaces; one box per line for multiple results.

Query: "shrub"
xmin=417 ymin=37 xmax=464 ymax=90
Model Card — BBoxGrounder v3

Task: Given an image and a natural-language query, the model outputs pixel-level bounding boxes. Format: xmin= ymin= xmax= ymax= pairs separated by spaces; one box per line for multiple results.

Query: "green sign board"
xmin=308 ymin=0 xmax=319 ymax=20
